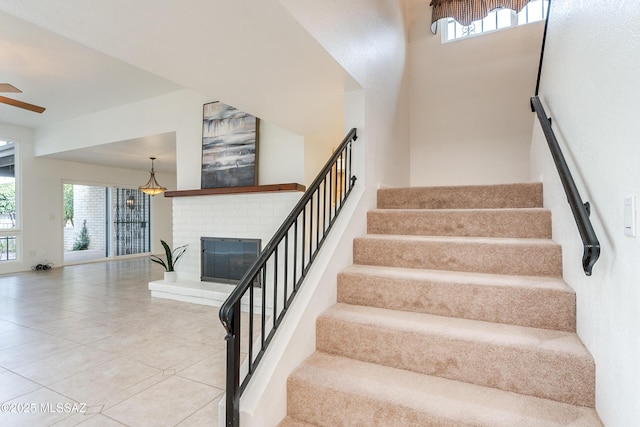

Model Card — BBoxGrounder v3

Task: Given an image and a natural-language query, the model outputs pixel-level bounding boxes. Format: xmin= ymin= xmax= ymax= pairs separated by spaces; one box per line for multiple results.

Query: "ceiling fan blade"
xmin=0 ymin=95 xmax=46 ymax=113
xmin=0 ymin=83 xmax=22 ymax=93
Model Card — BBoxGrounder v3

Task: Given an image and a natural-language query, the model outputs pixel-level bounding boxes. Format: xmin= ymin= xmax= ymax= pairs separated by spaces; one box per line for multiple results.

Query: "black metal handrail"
xmin=219 ymin=128 xmax=358 ymax=426
xmin=531 ymin=96 xmax=600 ymax=275
xmin=534 ymin=0 xmax=552 ymax=97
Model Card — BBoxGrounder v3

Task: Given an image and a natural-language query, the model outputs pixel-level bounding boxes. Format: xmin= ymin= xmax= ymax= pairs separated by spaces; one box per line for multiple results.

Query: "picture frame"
xmin=201 ymin=101 xmax=259 ymax=189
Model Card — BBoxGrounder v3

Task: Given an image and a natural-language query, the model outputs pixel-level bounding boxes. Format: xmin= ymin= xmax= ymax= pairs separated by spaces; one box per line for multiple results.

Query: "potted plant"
xmin=150 ymin=240 xmax=188 ymax=283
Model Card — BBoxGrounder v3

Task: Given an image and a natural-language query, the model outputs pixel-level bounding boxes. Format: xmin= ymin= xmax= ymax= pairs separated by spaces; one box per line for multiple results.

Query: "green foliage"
xmin=72 ymin=220 xmax=90 ymax=251
xmin=0 ymin=181 xmax=16 ymax=228
xmin=0 ymin=182 xmax=15 ymax=213
xmin=150 ymin=240 xmax=187 ymax=272
xmin=63 ymin=184 xmax=74 ymax=226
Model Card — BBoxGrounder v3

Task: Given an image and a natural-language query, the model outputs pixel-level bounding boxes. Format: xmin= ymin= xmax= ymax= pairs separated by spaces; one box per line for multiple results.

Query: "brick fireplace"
xmin=149 ymin=184 xmax=303 ymax=307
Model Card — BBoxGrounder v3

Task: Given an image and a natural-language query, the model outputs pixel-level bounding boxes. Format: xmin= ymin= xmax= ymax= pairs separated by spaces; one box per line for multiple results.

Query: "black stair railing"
xmin=534 ymin=0 xmax=551 ymax=97
xmin=530 ymin=96 xmax=600 ymax=275
xmin=219 ymin=128 xmax=358 ymax=426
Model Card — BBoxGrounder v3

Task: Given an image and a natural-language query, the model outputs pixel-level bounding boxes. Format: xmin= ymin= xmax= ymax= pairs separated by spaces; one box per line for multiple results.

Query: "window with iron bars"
xmin=443 ymin=0 xmax=549 ymax=42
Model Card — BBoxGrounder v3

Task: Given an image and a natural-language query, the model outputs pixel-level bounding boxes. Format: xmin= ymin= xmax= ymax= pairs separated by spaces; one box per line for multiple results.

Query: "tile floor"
xmin=0 ymin=258 xmax=229 ymax=426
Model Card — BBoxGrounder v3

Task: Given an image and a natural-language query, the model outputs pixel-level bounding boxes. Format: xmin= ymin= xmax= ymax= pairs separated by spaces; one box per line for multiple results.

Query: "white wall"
xmin=34 ymin=89 xmax=306 ymax=190
xmin=258 ymin=124 xmax=304 ymax=186
xmin=530 ymin=2 xmax=640 ymax=426
xmin=0 ymin=122 xmax=174 ymax=274
xmin=280 ymin=0 xmax=411 ymax=193
xmin=234 ymin=1 xmax=409 ymax=425
xmin=408 ymin=1 xmax=544 ymax=186
xmin=302 ymin=128 xmax=344 ymax=187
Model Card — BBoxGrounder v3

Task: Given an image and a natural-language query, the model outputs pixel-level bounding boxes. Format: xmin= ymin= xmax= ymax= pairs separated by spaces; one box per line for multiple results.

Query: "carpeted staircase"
xmin=280 ymin=183 xmax=602 ymax=426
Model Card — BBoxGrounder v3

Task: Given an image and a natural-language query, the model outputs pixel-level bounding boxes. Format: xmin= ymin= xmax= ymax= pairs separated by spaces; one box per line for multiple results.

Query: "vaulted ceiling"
xmin=0 ymin=1 xmax=358 ymax=173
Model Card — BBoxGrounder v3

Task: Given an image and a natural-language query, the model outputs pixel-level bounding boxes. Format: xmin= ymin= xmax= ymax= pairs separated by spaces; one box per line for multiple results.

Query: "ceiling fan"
xmin=0 ymin=83 xmax=46 ymax=113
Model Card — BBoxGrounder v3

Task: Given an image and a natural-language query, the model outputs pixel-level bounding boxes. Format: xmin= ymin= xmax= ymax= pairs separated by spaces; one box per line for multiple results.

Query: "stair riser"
xmin=316 ymin=317 xmax=595 ymax=407
xmin=367 ymin=210 xmax=551 ymax=239
xmin=377 ymin=183 xmax=543 ymax=210
xmin=337 ymin=272 xmax=576 ymax=331
xmin=353 ymin=238 xmax=563 ymax=277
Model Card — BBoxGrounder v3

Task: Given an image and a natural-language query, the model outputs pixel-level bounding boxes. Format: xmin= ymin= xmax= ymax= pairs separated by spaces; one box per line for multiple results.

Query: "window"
xmin=0 ymin=139 xmax=17 ymax=262
xmin=444 ymin=0 xmax=549 ymax=42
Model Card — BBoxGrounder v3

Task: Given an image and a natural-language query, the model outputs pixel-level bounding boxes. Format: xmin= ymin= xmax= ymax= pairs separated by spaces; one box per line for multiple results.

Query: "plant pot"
xmin=164 ymin=271 xmax=177 ymax=283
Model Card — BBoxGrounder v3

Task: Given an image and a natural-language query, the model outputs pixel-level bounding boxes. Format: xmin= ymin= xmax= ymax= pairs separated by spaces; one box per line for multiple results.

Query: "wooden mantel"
xmin=163 ymin=183 xmax=306 ymax=198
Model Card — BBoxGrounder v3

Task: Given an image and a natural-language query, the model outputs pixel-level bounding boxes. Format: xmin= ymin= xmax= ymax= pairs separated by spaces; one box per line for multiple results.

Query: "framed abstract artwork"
xmin=201 ymin=101 xmax=259 ymax=188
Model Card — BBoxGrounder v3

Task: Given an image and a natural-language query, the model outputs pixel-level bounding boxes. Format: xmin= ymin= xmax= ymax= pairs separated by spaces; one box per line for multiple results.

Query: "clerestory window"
xmin=442 ymin=0 xmax=549 ymax=42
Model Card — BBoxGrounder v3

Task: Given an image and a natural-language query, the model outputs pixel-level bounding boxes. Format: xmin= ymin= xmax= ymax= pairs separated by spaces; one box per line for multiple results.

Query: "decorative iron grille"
xmin=114 ymin=188 xmax=150 ymax=256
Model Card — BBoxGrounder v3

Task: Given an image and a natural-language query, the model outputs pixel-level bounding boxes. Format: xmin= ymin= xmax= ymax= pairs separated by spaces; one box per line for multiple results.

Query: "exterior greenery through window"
xmin=0 ymin=139 xmax=17 ymax=262
xmin=63 ymin=183 xmax=74 ymax=226
xmin=444 ymin=0 xmax=549 ymax=42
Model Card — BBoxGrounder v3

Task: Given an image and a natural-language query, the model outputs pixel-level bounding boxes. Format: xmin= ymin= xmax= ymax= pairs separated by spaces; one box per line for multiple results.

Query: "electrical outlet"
xmin=624 ymin=196 xmax=636 ymax=237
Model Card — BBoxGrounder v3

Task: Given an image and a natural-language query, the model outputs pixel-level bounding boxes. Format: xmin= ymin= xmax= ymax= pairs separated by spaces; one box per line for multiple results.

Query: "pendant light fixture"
xmin=126 ymin=195 xmax=136 ymax=209
xmin=139 ymin=157 xmax=167 ymax=196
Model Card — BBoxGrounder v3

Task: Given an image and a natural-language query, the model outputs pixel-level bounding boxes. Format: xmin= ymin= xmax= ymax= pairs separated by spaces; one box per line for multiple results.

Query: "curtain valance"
xmin=430 ymin=0 xmax=531 ymax=32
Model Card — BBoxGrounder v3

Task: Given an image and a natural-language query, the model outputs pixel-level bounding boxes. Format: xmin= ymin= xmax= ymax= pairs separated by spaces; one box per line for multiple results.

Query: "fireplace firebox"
xmin=201 ymin=237 xmax=261 ymax=285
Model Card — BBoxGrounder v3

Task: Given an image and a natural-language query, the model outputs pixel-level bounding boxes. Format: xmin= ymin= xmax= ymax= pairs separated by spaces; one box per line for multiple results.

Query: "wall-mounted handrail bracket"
xmin=583 ymin=244 xmax=600 ymax=277
xmin=531 ymin=96 xmax=600 ymax=276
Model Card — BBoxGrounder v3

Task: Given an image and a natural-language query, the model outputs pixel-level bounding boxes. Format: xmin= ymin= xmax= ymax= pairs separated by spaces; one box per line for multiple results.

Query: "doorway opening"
xmin=63 ymin=184 xmax=150 ymax=264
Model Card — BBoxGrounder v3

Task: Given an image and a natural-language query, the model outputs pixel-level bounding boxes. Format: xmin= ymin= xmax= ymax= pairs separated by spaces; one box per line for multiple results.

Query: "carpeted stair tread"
xmin=287 ymin=352 xmax=602 ymax=427
xmin=281 ymin=182 xmax=599 ymax=425
xmin=377 ymin=182 xmax=543 ymax=210
xmin=353 ymin=234 xmax=563 ymax=277
xmin=367 ymin=208 xmax=551 ymax=238
xmin=317 ymin=303 xmax=594 ymax=406
xmin=338 ymin=265 xmax=575 ymax=331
